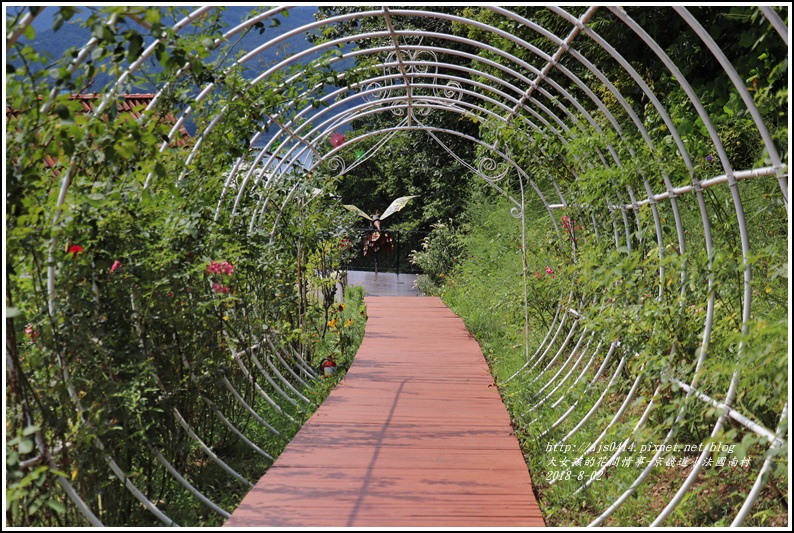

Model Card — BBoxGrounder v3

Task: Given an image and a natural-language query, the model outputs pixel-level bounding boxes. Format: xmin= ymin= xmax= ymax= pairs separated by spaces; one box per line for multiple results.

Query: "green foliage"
xmin=409 ymin=220 xmax=463 ymax=295
xmin=5 ymin=6 xmax=366 ymax=527
xmin=5 ymin=5 xmax=788 ymax=528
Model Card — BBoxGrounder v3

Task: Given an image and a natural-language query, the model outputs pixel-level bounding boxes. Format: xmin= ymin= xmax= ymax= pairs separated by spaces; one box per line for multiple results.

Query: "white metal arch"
xmin=6 ymin=4 xmax=788 ymax=529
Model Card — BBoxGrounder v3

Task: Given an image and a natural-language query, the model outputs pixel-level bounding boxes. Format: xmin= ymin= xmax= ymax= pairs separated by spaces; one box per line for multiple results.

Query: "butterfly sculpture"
xmin=342 ymin=195 xmax=418 ymax=258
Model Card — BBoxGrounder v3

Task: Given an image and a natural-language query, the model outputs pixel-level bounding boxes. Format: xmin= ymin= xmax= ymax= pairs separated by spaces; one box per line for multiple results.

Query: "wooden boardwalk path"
xmin=224 ymin=296 xmax=545 ymax=527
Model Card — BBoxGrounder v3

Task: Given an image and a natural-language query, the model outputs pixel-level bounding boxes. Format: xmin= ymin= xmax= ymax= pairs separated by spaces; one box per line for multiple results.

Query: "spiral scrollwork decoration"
xmin=362 ymin=81 xmax=385 ymax=103
xmin=477 ymin=157 xmax=509 ymax=182
xmin=436 ymin=81 xmax=464 ymax=107
xmin=410 ymin=49 xmax=437 ymax=75
xmin=414 ymin=103 xmax=432 ymax=116
xmin=390 ymin=104 xmax=406 ymax=116
xmin=326 ymin=155 xmax=347 ymax=176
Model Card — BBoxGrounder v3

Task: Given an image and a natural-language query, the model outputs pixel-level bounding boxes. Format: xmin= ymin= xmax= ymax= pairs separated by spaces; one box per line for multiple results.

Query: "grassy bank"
xmin=435 ymin=195 xmax=787 ymax=527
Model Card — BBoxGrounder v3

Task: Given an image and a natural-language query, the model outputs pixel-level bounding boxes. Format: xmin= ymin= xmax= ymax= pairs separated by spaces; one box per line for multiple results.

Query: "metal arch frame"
xmin=198 ymin=28 xmax=630 ymax=220
xmin=25 ymin=8 xmax=220 ymax=525
xmin=158 ymin=8 xmax=683 ymax=323
xmin=278 ymin=117 xmax=548 ymax=357
xmin=150 ymin=10 xmax=668 ymax=217
xmin=8 ymin=5 xmax=788 ymax=528
xmin=496 ymin=7 xmax=780 ymax=524
xmin=223 ymin=68 xmax=550 ymax=220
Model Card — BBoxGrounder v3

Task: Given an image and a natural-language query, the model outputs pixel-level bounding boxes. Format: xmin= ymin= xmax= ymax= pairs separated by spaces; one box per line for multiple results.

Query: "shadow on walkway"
xmin=223 ymin=297 xmax=544 ymax=527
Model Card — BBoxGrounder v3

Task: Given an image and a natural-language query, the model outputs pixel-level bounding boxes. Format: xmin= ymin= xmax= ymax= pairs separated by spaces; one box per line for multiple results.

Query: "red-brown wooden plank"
xmin=224 ymin=296 xmax=544 ymax=527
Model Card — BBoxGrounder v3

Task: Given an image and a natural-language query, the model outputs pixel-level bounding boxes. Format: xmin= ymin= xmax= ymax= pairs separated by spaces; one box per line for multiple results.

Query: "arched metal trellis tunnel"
xmin=4 ymin=5 xmax=789 ymax=527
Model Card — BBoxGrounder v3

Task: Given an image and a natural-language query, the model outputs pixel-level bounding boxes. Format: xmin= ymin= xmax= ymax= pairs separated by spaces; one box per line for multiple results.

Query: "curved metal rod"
xmin=731 ymin=401 xmax=789 ymax=526
xmin=523 ymin=314 xmax=570 ymax=377
xmin=263 ymin=335 xmax=316 ymax=390
xmin=176 ymin=349 xmax=278 ymax=461
xmin=30 ymin=430 xmax=104 ymax=526
xmin=578 ymin=369 xmax=646 ymax=460
xmin=102 ymin=449 xmax=177 ymax=526
xmin=550 ymin=340 xmax=604 ymax=410
xmin=568 ymin=384 xmax=662 ymax=494
xmin=252 ymin=106 xmax=538 ymax=232
xmin=527 ymin=321 xmax=581 ymax=386
xmin=231 ymin=351 xmax=300 ymax=420
xmin=172 ymin=408 xmax=253 ymax=488
xmin=193 ymin=21 xmax=624 ymax=210
xmin=675 ymin=7 xmax=786 ymax=206
xmin=505 ymin=305 xmax=563 ymax=383
xmin=154 ymin=451 xmax=230 ymax=518
xmin=6 ymin=6 xmax=43 ymax=48
xmin=200 ymin=396 xmax=274 ymax=461
xmin=220 ymin=375 xmax=284 ymax=439
xmin=525 ymin=331 xmax=595 ymax=414
xmin=759 ymin=6 xmax=788 ymax=45
xmin=225 ymin=332 xmax=304 ymax=418
xmin=281 ymin=342 xmax=320 ymax=380
xmin=45 ymin=6 xmax=211 ymax=314
xmin=598 ymin=10 xmax=761 ymax=524
xmin=535 ymin=343 xmax=618 ymax=436
xmin=264 ymin=354 xmax=313 ymax=405
xmin=556 ymin=353 xmax=628 ymax=443
xmin=246 ymin=348 xmax=302 ymax=409
xmin=222 ymin=48 xmax=569 ymax=212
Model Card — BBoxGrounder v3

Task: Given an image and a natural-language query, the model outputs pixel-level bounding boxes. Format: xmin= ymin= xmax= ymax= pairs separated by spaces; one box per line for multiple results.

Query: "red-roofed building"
xmin=6 ymin=93 xmax=192 ymax=171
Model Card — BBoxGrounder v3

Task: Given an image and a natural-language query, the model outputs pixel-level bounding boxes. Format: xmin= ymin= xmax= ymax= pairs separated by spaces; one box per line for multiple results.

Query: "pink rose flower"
xmin=25 ymin=324 xmax=39 ymax=343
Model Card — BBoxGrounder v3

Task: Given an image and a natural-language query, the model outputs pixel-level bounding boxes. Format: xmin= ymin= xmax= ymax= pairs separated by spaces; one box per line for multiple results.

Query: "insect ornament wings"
xmin=341 ymin=204 xmax=372 ymax=221
xmin=380 ymin=195 xmax=418 ymax=220
xmin=342 ymin=195 xmax=418 ymax=221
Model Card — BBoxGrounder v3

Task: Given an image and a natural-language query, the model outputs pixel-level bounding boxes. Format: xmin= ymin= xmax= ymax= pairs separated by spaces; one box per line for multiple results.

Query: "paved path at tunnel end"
xmin=224 ymin=296 xmax=545 ymax=527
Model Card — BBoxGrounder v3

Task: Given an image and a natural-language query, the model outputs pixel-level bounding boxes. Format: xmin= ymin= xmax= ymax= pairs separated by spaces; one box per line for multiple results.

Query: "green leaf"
xmin=128 ymin=33 xmax=144 ymax=62
xmin=46 ymin=500 xmax=67 ymax=514
xmin=23 ymin=24 xmax=35 ymax=41
xmin=55 ymin=104 xmax=72 ymax=121
xmin=6 ymin=307 xmax=21 ymax=318
xmin=18 ymin=439 xmax=34 ymax=455
xmin=22 ymin=425 xmax=40 ymax=437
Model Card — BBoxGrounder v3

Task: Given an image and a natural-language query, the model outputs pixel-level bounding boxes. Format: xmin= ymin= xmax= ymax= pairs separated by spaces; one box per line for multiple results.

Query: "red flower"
xmin=206 ymin=260 xmax=234 ymax=276
xmin=67 ymin=244 xmax=84 ymax=257
xmin=110 ymin=260 xmax=122 ymax=273
xmin=25 ymin=324 xmax=39 ymax=344
xmin=329 ymin=132 xmax=346 ymax=148
xmin=212 ymin=283 xmax=230 ymax=294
